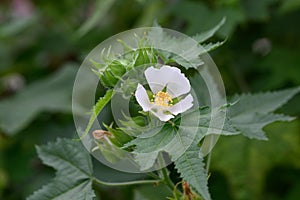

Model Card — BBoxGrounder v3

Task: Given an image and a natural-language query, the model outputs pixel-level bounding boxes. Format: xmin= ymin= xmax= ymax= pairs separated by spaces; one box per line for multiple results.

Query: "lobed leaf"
xmin=228 ymin=86 xmax=300 ymax=117
xmin=230 ymin=113 xmax=294 ymax=140
xmin=27 ymin=138 xmax=95 ymax=200
xmin=228 ymin=86 xmax=300 ymax=140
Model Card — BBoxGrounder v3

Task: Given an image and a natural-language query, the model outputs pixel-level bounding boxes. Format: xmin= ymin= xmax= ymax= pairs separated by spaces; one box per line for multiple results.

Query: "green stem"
xmin=161 ymin=166 xmax=175 ymax=189
xmin=158 ymin=155 xmax=182 ymax=198
xmin=93 ymin=177 xmax=160 ymax=186
xmin=161 ymin=167 xmax=182 ymax=198
xmin=147 ymin=172 xmax=161 ymax=180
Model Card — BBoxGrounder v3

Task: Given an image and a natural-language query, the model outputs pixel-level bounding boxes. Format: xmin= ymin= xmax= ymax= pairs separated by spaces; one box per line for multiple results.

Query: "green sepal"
xmin=103 ymin=124 xmax=132 ymax=147
xmin=93 ymin=139 xmax=126 ymax=164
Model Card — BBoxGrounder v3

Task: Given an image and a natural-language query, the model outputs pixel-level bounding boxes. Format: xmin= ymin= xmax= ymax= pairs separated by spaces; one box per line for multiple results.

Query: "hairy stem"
xmin=158 ymin=155 xmax=182 ymax=198
xmin=93 ymin=177 xmax=160 ymax=186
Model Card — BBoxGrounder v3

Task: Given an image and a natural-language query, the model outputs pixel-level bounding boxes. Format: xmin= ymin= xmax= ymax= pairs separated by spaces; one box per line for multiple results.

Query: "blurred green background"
xmin=0 ymin=0 xmax=300 ymax=199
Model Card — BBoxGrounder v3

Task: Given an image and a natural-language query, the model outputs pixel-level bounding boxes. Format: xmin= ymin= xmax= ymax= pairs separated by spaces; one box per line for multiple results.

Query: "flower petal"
xmin=165 ymin=69 xmax=191 ymax=98
xmin=144 ymin=65 xmax=191 ymax=97
xmin=135 ymin=84 xmax=152 ymax=111
xmin=141 ymin=65 xmax=193 ymax=121
xmin=150 ymin=108 xmax=174 ymax=122
xmin=144 ymin=66 xmax=167 ymax=94
xmin=168 ymin=94 xmax=193 ymax=115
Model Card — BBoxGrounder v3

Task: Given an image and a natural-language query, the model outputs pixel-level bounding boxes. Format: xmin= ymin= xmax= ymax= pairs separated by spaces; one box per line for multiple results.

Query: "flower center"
xmin=153 ymin=91 xmax=173 ymax=107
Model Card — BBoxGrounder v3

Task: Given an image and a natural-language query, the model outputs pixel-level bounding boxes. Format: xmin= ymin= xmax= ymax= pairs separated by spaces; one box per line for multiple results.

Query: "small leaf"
xmin=80 ymin=89 xmax=113 ymax=139
xmin=27 ymin=138 xmax=95 ymax=200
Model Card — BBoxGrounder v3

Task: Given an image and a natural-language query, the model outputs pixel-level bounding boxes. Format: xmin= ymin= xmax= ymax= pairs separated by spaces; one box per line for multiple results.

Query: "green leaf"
xmin=124 ymin=125 xmax=174 ymax=153
xmin=148 ymin=24 xmax=223 ymax=69
xmin=229 ymin=86 xmax=300 ymax=117
xmin=230 ymin=113 xmax=294 ymax=140
xmin=0 ymin=65 xmax=78 ymax=135
xmin=124 ymin=119 xmax=201 ymax=170
xmin=135 ymin=152 xmax=159 ymax=171
xmin=126 ymin=107 xmax=237 ymax=170
xmin=202 ymin=40 xmax=226 ymax=52
xmin=27 ymin=138 xmax=95 ymax=200
xmin=80 ymin=89 xmax=113 ymax=139
xmin=192 ymin=17 xmax=226 ymax=43
xmin=174 ymin=139 xmax=211 ymax=200
xmin=179 ymin=107 xmax=238 ymax=136
xmin=228 ymin=86 xmax=300 ymax=140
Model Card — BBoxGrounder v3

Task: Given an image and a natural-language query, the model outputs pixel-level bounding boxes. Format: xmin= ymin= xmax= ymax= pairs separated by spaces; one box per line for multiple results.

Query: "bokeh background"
xmin=0 ymin=0 xmax=300 ymax=199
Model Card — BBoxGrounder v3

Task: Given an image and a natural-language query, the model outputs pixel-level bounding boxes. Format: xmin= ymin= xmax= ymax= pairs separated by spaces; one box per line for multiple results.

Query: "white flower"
xmin=135 ymin=65 xmax=193 ymax=121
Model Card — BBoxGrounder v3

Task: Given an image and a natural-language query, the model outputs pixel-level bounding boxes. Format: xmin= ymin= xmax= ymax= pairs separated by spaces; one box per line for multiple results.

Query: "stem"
xmin=158 ymin=155 xmax=182 ymax=198
xmin=161 ymin=165 xmax=175 ymax=189
xmin=93 ymin=177 xmax=160 ymax=186
xmin=147 ymin=172 xmax=161 ymax=180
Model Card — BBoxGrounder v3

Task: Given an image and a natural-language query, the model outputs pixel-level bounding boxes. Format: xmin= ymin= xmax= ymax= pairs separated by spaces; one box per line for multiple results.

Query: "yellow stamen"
xmin=153 ymin=91 xmax=173 ymax=107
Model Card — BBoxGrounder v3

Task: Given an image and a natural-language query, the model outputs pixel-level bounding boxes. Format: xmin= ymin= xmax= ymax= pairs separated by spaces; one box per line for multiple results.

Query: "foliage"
xmin=27 ymin=138 xmax=95 ymax=200
xmin=1 ymin=0 xmax=300 ymax=200
xmin=228 ymin=86 xmax=300 ymax=140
